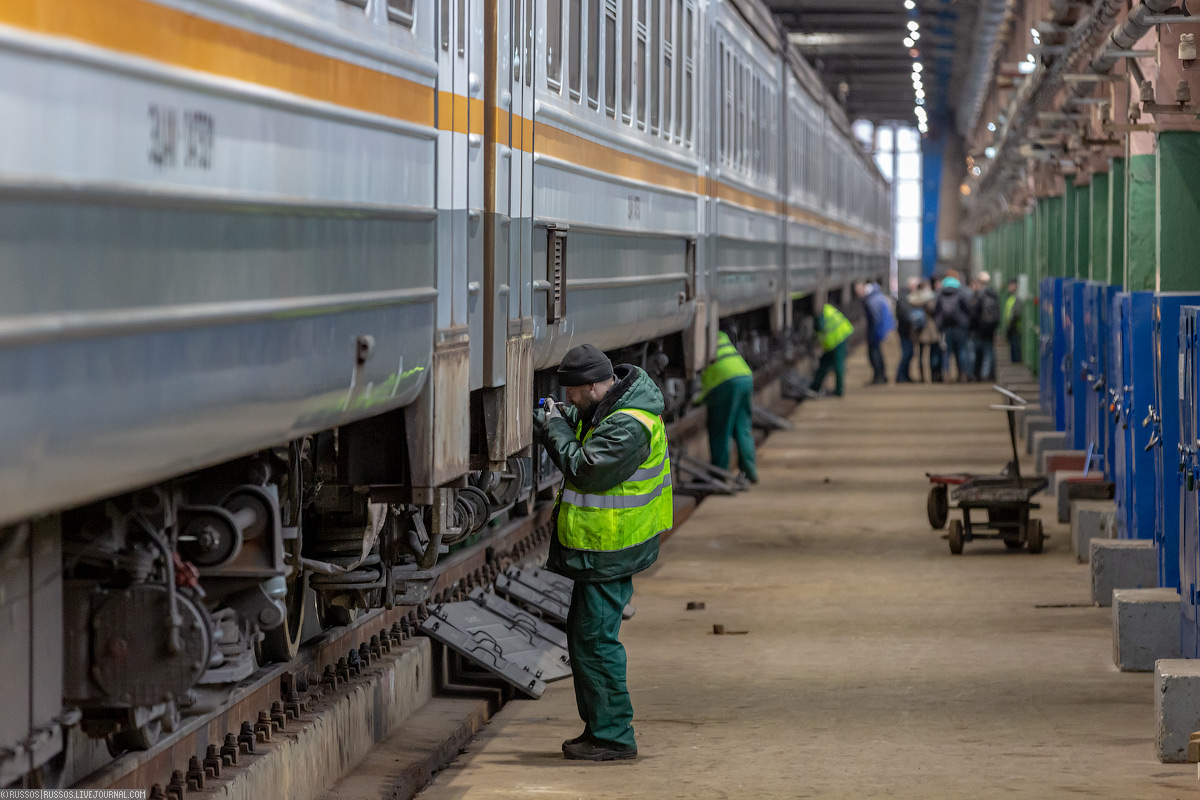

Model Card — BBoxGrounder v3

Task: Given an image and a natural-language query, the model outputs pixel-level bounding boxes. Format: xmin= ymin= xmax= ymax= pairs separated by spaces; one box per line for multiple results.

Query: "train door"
xmin=467 ymin=0 xmax=485 ymax=391
xmin=477 ymin=0 xmax=533 ymax=463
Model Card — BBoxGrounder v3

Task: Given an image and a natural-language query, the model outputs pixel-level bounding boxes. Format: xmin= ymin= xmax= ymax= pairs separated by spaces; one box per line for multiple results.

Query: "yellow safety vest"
xmin=819 ymin=304 xmax=854 ymax=351
xmin=695 ymin=333 xmax=753 ymax=403
xmin=1003 ymin=295 xmax=1017 ymax=328
xmin=557 ymin=408 xmax=673 ymax=552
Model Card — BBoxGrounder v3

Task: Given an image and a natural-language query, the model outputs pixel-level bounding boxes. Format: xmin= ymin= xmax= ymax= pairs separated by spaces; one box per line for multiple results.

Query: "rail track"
xmin=69 ymin=359 xmax=804 ymax=798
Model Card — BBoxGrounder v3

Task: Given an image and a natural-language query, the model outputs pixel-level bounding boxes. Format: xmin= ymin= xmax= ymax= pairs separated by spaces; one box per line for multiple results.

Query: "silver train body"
xmin=0 ymin=0 xmax=888 ymax=783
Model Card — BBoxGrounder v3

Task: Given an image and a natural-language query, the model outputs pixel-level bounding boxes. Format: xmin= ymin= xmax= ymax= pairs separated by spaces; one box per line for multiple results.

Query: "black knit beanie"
xmin=557 ymin=344 xmax=614 ymax=386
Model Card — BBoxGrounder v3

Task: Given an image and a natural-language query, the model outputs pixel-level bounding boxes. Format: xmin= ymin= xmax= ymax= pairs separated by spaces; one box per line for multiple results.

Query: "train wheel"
xmin=948 ymin=519 xmax=964 ymax=555
xmin=258 ymin=572 xmax=308 ymax=662
xmin=106 ymin=716 xmax=162 ymax=756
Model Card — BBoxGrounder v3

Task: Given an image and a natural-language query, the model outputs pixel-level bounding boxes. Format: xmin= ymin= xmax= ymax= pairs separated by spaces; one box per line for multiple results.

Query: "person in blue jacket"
xmin=855 ymin=281 xmax=896 ymax=385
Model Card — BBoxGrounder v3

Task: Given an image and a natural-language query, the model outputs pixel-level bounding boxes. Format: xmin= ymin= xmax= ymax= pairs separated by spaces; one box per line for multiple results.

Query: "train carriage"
xmin=0 ymin=0 xmax=890 ymax=784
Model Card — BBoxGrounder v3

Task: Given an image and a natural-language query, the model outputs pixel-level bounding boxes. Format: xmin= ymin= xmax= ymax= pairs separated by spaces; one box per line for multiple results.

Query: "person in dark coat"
xmin=855 ymin=281 xmax=896 ymax=385
xmin=894 ymin=276 xmax=922 ymax=383
xmin=969 ymin=271 xmax=1001 ymax=381
xmin=932 ymin=275 xmax=973 ymax=381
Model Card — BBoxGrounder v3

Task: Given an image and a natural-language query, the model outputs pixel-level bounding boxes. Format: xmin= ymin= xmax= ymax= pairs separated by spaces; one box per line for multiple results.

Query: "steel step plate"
xmin=419 ymin=588 xmax=573 ymax=697
xmin=495 ymin=566 xmax=572 ymax=623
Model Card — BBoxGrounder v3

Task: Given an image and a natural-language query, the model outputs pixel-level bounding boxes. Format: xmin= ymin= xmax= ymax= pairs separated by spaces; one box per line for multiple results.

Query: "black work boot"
xmin=562 ymin=739 xmax=637 ymax=761
xmin=561 ymin=730 xmax=590 ymax=751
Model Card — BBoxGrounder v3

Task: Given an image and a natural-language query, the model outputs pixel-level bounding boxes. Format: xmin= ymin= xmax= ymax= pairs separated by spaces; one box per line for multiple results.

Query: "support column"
xmin=1108 ymin=158 xmax=1125 ymax=288
xmin=1127 ymin=152 xmax=1157 ymax=292
xmin=1049 ymin=195 xmax=1065 ymax=277
xmin=1064 ymin=183 xmax=1078 ymax=280
xmin=1156 ymin=131 xmax=1200 ymax=292
xmin=1090 ymin=174 xmax=1108 ymax=283
xmin=1024 ymin=210 xmax=1037 ymax=369
xmin=1077 ymin=180 xmax=1091 ymax=282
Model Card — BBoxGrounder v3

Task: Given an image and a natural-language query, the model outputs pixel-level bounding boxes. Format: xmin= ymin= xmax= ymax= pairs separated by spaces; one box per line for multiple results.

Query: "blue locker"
xmin=1100 ymin=284 xmax=1120 ymax=478
xmin=1063 ymin=280 xmax=1091 ymax=450
xmin=1112 ymin=292 xmax=1157 ymax=541
xmin=1112 ymin=292 xmax=1129 ymax=535
xmin=1179 ymin=306 xmax=1200 ymax=657
xmin=1153 ymin=293 xmax=1200 ymax=592
xmin=1040 ymin=278 xmax=1067 ymax=430
xmin=1082 ymin=282 xmax=1103 ymax=467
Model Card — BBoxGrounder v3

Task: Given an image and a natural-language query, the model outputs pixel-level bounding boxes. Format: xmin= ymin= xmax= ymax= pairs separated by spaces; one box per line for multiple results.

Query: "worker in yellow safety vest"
xmin=533 ymin=344 xmax=672 ymax=762
xmin=694 ymin=331 xmax=757 ymax=483
xmin=809 ymin=303 xmax=855 ymax=397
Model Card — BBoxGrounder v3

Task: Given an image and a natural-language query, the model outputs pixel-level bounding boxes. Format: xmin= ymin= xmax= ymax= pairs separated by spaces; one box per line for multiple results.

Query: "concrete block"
xmin=1044 ymin=451 xmax=1087 ymax=475
xmin=1155 ymin=658 xmax=1200 ymax=762
xmin=1094 ymin=540 xmax=1159 ymax=605
xmin=1071 ymin=500 xmax=1116 ymax=562
xmin=1033 ymin=430 xmax=1067 ymax=466
xmin=1023 ymin=416 xmax=1055 ymax=452
xmin=1118 ymin=590 xmax=1181 ymax=676
xmin=1047 ymin=469 xmax=1085 ymax=499
xmin=1039 ymin=446 xmax=1084 ymax=476
xmin=1057 ymin=479 xmax=1114 ymax=523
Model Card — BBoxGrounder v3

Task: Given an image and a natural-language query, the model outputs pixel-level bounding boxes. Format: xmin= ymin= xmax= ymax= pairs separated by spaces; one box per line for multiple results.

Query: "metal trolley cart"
xmin=926 ymin=387 xmax=1049 ymax=554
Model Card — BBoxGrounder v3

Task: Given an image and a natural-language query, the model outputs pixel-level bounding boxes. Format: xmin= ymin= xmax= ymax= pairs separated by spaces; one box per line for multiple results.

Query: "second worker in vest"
xmin=809 ymin=303 xmax=855 ymax=397
xmin=533 ymin=344 xmax=672 ymax=762
xmin=694 ymin=331 xmax=757 ymax=483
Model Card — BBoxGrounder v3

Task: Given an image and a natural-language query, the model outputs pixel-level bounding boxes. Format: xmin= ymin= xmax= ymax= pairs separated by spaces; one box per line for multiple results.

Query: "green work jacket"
xmin=535 ymin=365 xmax=668 ymax=582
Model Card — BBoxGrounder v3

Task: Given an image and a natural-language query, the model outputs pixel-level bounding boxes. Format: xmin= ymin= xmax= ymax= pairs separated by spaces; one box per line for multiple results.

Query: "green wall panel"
xmin=1090 ymin=174 xmax=1108 ymax=283
xmin=1156 ymin=131 xmax=1200 ymax=292
xmin=1109 ymin=157 xmax=1125 ymax=288
xmin=1127 ymin=153 xmax=1157 ymax=292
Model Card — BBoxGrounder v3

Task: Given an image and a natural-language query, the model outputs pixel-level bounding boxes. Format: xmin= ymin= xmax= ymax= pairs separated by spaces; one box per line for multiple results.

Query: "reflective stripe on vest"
xmin=820 ymin=305 xmax=854 ymax=351
xmin=1002 ymin=295 xmax=1017 ymax=328
xmin=696 ymin=337 xmax=753 ymax=402
xmin=557 ymin=407 xmax=674 ymax=552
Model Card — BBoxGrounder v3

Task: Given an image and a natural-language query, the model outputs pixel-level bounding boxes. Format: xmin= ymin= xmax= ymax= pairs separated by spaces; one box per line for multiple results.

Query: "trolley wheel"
xmin=1027 ymin=518 xmax=1045 ymax=554
xmin=1003 ymin=537 xmax=1024 ymax=550
xmin=927 ymin=484 xmax=949 ymax=529
xmin=948 ymin=518 xmax=964 ymax=555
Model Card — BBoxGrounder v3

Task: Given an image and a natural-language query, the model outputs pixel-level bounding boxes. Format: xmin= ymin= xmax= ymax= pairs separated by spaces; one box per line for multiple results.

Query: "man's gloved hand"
xmin=533 ymin=400 xmax=564 ymax=440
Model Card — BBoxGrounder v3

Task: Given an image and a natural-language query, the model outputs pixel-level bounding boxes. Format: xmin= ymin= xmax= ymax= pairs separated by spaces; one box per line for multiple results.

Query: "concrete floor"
xmin=417 ymin=350 xmax=1196 ymax=799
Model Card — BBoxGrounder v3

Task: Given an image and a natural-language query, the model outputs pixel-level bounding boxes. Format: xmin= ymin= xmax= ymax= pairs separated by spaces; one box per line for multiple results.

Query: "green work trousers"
xmin=705 ymin=375 xmax=757 ymax=481
xmin=567 ymin=577 xmax=637 ymax=750
xmin=810 ymin=342 xmax=847 ymax=397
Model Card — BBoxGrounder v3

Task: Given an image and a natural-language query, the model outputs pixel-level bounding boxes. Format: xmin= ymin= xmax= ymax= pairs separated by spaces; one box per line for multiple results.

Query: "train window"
xmin=683 ymin=4 xmax=692 ymax=145
xmin=587 ymin=0 xmax=600 ymax=107
xmin=440 ymin=0 xmax=450 ymax=50
xmin=622 ymin=0 xmax=632 ymax=120
xmin=737 ymin=62 xmax=745 ymax=171
xmin=662 ymin=0 xmax=672 ymax=139
xmin=548 ymin=0 xmax=563 ymax=89
xmin=569 ymin=0 xmax=582 ymax=97
xmin=458 ymin=0 xmax=466 ymax=55
xmin=649 ymin=0 xmax=659 ymax=132
xmin=525 ymin=0 xmax=534 ymax=85
xmin=604 ymin=0 xmax=616 ymax=117
xmin=387 ymin=0 xmax=415 ymax=27
xmin=636 ymin=0 xmax=647 ymax=128
xmin=717 ymin=44 xmax=725 ymax=161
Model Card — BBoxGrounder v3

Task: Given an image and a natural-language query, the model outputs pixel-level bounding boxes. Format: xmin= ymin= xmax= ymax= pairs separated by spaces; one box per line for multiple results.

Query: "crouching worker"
xmin=693 ymin=331 xmax=757 ymax=483
xmin=809 ymin=303 xmax=855 ymax=397
xmin=533 ymin=344 xmax=673 ymax=761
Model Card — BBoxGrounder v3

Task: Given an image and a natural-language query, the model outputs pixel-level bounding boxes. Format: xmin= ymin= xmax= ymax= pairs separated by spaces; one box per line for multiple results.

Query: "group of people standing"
xmin=893 ymin=270 xmax=1019 ymax=385
xmin=807 ymin=271 xmax=1024 ymax=397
